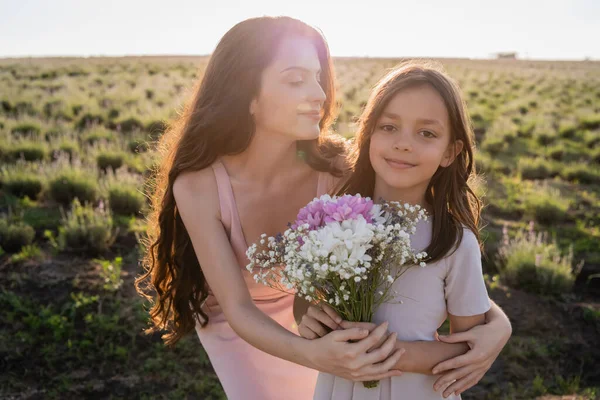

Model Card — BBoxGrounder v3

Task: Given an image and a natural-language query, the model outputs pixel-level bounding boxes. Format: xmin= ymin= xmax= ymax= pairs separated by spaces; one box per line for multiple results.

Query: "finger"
xmin=331 ymin=327 xmax=369 ymax=342
xmin=298 ymin=324 xmax=318 ymax=340
xmin=301 ymin=315 xmax=329 ymax=337
xmin=437 ymin=331 xmax=473 ymax=344
xmin=320 ymin=303 xmax=343 ymax=325
xmin=433 ymin=366 xmax=472 ymax=392
xmin=364 ymin=332 xmax=397 ymax=365
xmin=445 ymin=370 xmax=482 ymax=398
xmin=356 ymin=322 xmax=389 ymax=353
xmin=340 ymin=321 xmax=377 ymax=331
xmin=432 ymin=352 xmax=474 ymax=374
xmin=434 ymin=331 xmax=440 ymax=341
xmin=367 ymin=330 xmax=390 ymax=353
xmin=308 ymin=305 xmax=340 ymax=331
xmin=365 ymin=347 xmax=405 ymax=376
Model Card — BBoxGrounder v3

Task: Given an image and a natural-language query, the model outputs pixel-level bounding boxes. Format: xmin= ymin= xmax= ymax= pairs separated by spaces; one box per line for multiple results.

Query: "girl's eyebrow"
xmin=381 ymin=112 xmax=445 ymax=129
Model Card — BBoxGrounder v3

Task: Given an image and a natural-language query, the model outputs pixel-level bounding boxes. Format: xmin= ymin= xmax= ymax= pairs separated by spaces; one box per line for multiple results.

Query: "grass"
xmin=1 ymin=56 xmax=599 ymax=399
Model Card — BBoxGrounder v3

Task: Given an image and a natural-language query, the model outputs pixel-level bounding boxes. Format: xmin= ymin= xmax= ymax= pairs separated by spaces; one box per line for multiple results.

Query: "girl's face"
xmin=251 ymin=35 xmax=327 ymax=141
xmin=369 ymin=84 xmax=463 ymax=200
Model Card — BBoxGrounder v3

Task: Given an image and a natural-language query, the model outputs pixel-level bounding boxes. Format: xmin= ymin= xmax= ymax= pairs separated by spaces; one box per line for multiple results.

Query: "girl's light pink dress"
xmin=194 ymin=160 xmax=337 ymax=400
xmin=313 ymin=218 xmax=492 ymax=400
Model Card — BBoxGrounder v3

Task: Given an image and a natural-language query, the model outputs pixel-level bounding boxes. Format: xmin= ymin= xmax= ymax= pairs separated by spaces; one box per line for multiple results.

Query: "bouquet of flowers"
xmin=246 ymin=194 xmax=428 ymax=388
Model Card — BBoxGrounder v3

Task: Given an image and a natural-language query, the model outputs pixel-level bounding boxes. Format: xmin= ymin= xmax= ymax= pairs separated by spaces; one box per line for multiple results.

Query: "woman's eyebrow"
xmin=280 ymin=66 xmax=321 ymax=74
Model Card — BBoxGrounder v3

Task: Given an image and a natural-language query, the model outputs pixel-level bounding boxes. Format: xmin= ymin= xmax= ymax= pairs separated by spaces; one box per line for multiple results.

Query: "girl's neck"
xmin=373 ymin=180 xmax=430 ymax=211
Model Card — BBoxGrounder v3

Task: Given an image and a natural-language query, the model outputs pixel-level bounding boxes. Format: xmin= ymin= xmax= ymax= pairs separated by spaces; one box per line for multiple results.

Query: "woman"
xmin=136 ymin=16 xmax=511 ymax=400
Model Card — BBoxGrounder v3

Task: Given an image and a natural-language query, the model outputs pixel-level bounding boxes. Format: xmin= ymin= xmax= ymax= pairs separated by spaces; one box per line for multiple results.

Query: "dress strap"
xmin=211 ymin=160 xmax=235 ymax=233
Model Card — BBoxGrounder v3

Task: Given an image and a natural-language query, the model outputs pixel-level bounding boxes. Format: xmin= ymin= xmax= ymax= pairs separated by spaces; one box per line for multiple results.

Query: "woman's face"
xmin=251 ymin=35 xmax=327 ymax=141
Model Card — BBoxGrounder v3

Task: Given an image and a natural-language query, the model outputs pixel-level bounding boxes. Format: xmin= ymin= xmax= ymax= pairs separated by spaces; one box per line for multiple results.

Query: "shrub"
xmin=128 ymin=139 xmax=149 ymax=153
xmin=560 ymin=165 xmax=600 ymax=185
xmin=482 ymin=137 xmax=506 ymax=155
xmin=0 ymin=219 xmax=36 ymax=253
xmin=518 ymin=158 xmax=554 ymax=180
xmin=84 ymin=130 xmax=114 ymax=145
xmin=579 ymin=114 xmax=600 ymax=130
xmin=1 ymin=171 xmax=44 ymax=199
xmin=11 ymin=123 xmax=41 ymax=137
xmin=523 ymin=186 xmax=570 ymax=225
xmin=108 ymin=184 xmax=145 ymax=216
xmin=57 ymin=199 xmax=116 ymax=255
xmin=97 ymin=152 xmax=125 ymax=173
xmin=76 ymin=113 xmax=104 ymax=130
xmin=498 ymin=222 xmax=581 ymax=296
xmin=7 ymin=142 xmax=46 ymax=162
xmin=49 ymin=170 xmax=99 ymax=205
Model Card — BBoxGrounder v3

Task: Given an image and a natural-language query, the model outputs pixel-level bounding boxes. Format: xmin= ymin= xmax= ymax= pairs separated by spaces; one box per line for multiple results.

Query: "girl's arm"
xmin=298 ymin=299 xmax=510 ymax=377
xmin=298 ymin=304 xmax=474 ymax=375
xmin=173 ymin=169 xmax=403 ymax=382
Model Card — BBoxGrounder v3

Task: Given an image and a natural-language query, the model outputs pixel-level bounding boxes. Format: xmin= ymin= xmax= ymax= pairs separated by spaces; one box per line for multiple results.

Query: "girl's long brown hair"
xmin=337 ymin=62 xmax=482 ymax=262
xmin=135 ymin=16 xmax=347 ymax=346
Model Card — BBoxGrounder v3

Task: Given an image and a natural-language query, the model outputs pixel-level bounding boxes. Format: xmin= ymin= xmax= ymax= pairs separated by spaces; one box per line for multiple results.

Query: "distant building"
xmin=495 ymin=52 xmax=518 ymax=59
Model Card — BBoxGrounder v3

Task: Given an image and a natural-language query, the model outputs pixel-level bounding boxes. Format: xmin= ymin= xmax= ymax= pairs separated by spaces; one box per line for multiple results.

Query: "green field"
xmin=1 ymin=56 xmax=599 ymax=399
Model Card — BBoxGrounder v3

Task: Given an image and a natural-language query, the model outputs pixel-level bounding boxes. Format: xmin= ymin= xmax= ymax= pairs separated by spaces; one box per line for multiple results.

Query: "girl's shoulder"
xmin=443 ymin=227 xmax=482 ymax=269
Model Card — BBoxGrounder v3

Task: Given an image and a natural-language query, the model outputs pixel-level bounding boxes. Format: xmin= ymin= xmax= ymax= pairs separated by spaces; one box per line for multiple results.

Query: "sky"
xmin=0 ymin=0 xmax=598 ymax=60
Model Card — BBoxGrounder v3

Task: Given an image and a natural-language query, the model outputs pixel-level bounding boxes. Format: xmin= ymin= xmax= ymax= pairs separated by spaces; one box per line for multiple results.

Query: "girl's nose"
xmin=393 ymin=132 xmax=412 ymax=152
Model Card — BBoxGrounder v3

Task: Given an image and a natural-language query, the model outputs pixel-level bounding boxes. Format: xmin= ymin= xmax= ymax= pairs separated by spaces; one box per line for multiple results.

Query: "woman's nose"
xmin=308 ymin=81 xmax=327 ymax=104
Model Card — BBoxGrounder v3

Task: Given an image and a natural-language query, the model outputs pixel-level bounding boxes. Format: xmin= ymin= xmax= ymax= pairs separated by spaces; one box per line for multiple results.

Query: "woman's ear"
xmin=440 ymin=140 xmax=464 ymax=167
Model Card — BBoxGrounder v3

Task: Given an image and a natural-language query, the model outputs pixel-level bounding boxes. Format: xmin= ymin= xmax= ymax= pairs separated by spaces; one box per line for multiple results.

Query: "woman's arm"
xmin=173 ymin=169 xmax=403 ymax=382
xmin=299 ymin=301 xmax=510 ymax=379
xmin=431 ymin=300 xmax=512 ymax=397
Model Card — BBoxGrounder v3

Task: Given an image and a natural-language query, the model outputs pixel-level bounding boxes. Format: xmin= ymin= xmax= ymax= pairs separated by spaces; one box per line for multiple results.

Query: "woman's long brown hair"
xmin=337 ymin=62 xmax=482 ymax=262
xmin=135 ymin=16 xmax=347 ymax=346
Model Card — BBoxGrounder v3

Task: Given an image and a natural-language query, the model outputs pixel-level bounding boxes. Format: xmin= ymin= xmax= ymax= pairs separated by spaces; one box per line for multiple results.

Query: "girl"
xmin=303 ymin=62 xmax=496 ymax=399
xmin=136 ymin=16 xmax=510 ymax=400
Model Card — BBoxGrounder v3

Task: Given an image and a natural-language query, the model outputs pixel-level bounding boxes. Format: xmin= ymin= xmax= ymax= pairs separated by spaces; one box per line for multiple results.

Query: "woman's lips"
xmin=385 ymin=158 xmax=416 ymax=169
xmin=299 ymin=111 xmax=322 ymax=121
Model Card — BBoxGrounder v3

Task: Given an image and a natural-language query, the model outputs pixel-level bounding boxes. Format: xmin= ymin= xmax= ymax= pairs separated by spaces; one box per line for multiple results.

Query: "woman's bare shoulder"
xmin=173 ymin=167 xmax=220 ymax=219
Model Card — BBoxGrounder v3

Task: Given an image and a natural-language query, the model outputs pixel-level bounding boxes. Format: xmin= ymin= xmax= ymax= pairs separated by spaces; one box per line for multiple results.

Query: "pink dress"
xmin=313 ymin=219 xmax=492 ymax=400
xmin=194 ymin=160 xmax=338 ymax=400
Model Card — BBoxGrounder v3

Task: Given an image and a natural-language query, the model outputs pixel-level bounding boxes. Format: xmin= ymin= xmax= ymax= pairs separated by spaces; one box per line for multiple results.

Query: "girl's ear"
xmin=440 ymin=140 xmax=464 ymax=167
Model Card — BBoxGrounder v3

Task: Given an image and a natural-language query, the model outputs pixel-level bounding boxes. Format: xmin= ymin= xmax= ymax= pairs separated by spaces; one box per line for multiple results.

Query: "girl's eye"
xmin=289 ymin=80 xmax=304 ymax=87
xmin=420 ymin=130 xmax=437 ymax=138
xmin=379 ymin=124 xmax=396 ymax=132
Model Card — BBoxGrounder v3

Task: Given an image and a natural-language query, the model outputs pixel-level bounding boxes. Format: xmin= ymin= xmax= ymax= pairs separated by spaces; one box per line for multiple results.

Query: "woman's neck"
xmin=222 ymin=130 xmax=308 ymax=188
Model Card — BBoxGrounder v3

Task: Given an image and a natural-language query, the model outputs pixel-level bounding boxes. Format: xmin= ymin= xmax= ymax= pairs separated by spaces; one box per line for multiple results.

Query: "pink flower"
xmin=292 ymin=198 xmax=326 ymax=230
xmin=323 ymin=195 xmax=374 ymax=224
xmin=292 ymin=195 xmax=374 ymax=231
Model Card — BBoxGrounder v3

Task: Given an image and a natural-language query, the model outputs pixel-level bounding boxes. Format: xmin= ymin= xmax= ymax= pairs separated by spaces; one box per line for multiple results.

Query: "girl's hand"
xmin=298 ymin=304 xmax=343 ymax=339
xmin=306 ymin=321 xmax=405 ymax=382
xmin=431 ymin=322 xmax=511 ymax=397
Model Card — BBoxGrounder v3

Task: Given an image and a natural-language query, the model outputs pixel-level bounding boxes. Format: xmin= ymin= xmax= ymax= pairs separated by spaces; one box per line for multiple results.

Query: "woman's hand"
xmin=299 ymin=304 xmax=404 ymax=381
xmin=306 ymin=321 xmax=405 ymax=382
xmin=431 ymin=319 xmax=511 ymax=397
